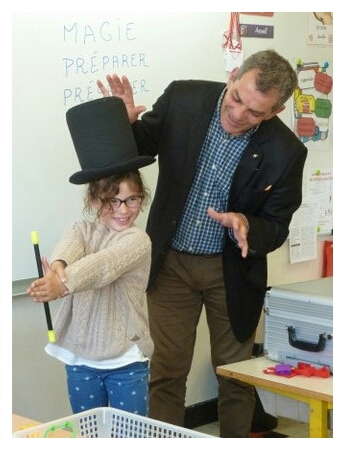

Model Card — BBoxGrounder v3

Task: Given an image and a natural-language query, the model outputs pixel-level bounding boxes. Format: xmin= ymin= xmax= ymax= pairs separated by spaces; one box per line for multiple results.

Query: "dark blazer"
xmin=132 ymin=80 xmax=308 ymax=343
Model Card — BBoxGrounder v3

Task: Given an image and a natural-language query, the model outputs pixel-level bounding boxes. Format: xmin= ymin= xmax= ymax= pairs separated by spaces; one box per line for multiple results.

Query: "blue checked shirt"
xmin=171 ymin=90 xmax=257 ymax=254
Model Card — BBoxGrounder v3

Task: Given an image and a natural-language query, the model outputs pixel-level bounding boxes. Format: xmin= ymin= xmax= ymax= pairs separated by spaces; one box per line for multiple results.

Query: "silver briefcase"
xmin=263 ymin=277 xmax=333 ymax=373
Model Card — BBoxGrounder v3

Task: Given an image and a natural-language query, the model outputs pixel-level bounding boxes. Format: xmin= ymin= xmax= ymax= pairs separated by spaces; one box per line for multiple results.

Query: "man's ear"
xmin=269 ymin=104 xmax=285 ymax=118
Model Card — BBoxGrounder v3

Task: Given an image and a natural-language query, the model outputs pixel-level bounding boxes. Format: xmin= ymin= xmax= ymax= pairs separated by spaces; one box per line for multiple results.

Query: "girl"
xmin=27 ymin=97 xmax=155 ymax=416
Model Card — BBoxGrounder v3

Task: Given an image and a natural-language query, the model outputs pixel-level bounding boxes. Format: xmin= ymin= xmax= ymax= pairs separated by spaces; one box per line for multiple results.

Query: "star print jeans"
xmin=65 ymin=361 xmax=149 ymax=416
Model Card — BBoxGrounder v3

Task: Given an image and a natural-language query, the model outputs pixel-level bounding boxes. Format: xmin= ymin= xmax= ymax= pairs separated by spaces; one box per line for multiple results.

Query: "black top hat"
xmin=66 ymin=97 xmax=155 ymax=184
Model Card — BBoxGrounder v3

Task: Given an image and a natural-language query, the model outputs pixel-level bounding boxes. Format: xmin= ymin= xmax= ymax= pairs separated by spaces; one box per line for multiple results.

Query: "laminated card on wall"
xmin=264 ymin=277 xmax=333 ymax=373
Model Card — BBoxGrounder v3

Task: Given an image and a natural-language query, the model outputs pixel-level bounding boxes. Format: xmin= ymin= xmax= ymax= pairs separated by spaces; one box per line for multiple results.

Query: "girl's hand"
xmin=27 ymin=257 xmax=69 ymax=302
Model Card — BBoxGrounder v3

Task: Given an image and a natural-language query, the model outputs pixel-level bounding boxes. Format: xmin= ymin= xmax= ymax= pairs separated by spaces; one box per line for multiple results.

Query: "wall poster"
xmin=293 ymin=59 xmax=333 ymax=149
xmin=308 ymin=12 xmax=333 ymax=46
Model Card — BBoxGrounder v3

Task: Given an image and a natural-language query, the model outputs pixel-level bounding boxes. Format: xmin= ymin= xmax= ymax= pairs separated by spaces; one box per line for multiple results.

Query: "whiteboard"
xmin=12 ymin=12 xmax=333 ymax=281
xmin=12 ymin=12 xmax=229 ymax=281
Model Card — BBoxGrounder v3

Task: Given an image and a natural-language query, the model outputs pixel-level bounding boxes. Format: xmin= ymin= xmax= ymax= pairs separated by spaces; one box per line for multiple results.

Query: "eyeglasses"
xmin=101 ymin=195 xmax=143 ymax=210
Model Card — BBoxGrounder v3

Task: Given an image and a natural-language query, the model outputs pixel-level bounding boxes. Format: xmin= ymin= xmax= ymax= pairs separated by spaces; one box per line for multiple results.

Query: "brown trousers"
xmin=147 ymin=249 xmax=256 ymax=437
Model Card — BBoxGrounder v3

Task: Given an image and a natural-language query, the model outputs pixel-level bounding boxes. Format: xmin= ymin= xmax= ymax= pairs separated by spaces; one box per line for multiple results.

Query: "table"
xmin=13 ymin=414 xmax=71 ymax=437
xmin=12 ymin=414 xmax=40 ymax=434
xmin=216 ymin=356 xmax=333 ymax=438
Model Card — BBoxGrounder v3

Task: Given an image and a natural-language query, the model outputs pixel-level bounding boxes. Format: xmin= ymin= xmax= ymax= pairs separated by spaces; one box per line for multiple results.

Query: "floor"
xmin=194 ymin=416 xmax=333 ymax=438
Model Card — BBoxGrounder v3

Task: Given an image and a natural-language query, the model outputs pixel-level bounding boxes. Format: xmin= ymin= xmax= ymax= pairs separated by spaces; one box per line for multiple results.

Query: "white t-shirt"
xmin=45 ymin=343 xmax=148 ymax=369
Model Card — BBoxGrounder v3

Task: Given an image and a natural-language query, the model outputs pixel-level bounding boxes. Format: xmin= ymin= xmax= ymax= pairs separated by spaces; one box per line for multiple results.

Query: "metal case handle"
xmin=286 ymin=325 xmax=332 ymax=352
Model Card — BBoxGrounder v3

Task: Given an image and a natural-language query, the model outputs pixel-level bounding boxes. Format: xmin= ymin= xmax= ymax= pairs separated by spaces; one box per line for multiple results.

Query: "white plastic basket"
xmin=13 ymin=407 xmax=214 ymax=438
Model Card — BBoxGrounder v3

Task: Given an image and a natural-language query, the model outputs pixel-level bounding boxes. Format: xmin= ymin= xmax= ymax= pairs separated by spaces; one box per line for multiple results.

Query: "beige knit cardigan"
xmin=50 ymin=220 xmax=153 ymax=360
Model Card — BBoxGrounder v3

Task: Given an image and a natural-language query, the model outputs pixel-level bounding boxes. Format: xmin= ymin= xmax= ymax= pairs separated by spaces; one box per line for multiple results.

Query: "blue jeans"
xmin=65 ymin=361 xmax=149 ymax=416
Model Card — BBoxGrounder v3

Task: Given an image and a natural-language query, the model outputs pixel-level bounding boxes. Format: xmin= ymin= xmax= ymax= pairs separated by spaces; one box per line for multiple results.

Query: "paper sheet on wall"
xmin=289 ymin=167 xmax=333 ymax=263
xmin=307 ymin=168 xmax=333 ymax=235
xmin=307 ymin=12 xmax=333 ymax=46
xmin=224 ymin=46 xmax=244 ymax=71
xmin=289 ymin=202 xmax=318 ymax=263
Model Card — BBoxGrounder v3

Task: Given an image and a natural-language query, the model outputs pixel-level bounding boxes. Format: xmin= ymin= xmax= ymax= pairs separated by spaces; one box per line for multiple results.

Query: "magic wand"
xmin=31 ymin=231 xmax=56 ymax=343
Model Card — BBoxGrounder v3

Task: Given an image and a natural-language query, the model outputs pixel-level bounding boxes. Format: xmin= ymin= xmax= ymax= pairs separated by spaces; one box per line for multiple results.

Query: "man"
xmin=97 ymin=49 xmax=307 ymax=437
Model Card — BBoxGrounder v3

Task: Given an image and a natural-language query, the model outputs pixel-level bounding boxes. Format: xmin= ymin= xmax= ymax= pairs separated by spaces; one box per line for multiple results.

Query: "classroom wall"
xmin=12 ymin=12 xmax=333 ymax=423
xmin=12 ymin=11 xmax=333 ymax=281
